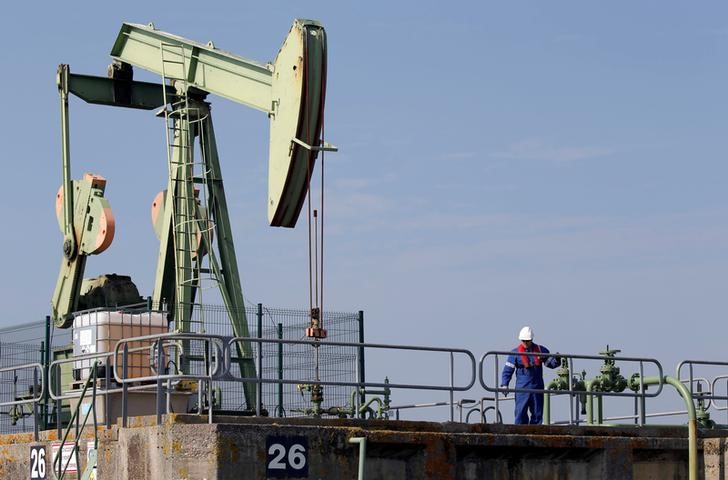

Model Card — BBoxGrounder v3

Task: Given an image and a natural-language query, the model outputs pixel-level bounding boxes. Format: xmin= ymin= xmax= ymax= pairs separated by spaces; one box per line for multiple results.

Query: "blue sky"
xmin=1 ymin=2 xmax=726 ymax=420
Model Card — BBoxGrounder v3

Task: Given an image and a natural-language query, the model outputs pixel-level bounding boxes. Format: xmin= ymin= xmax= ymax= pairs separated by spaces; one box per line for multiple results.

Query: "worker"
xmin=500 ymin=326 xmax=559 ymax=424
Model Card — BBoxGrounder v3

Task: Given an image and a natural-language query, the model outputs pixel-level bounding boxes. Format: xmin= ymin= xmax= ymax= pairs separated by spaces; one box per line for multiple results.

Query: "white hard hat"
xmin=518 ymin=326 xmax=533 ymax=341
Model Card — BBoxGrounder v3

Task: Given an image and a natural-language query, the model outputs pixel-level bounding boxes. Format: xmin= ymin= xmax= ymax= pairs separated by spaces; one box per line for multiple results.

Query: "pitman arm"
xmin=51 ymin=174 xmax=115 ymax=328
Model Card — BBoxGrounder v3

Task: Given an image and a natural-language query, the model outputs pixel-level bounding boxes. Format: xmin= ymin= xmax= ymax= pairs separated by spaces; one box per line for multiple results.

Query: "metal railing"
xmin=711 ymin=376 xmax=728 ymax=413
xmin=13 ymin=332 xmax=728 ymax=433
xmin=677 ymin=360 xmax=728 ymax=402
xmin=390 ymin=396 xmax=509 ymax=423
xmin=480 ymin=350 xmax=664 ymax=425
xmin=49 ymin=350 xmax=133 ymax=433
xmin=113 ymin=333 xmax=227 ymax=425
xmin=45 ymin=332 xmax=479 ymax=425
xmin=227 ymin=336 xmax=477 ymax=422
xmin=0 ymin=362 xmax=44 ymax=440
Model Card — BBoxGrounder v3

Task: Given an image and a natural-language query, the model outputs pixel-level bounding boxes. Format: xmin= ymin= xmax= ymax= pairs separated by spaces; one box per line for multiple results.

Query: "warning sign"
xmin=51 ymin=442 xmax=77 ymax=474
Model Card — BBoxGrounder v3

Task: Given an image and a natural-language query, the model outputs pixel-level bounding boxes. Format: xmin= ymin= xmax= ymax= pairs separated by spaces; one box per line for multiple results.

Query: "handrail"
xmin=480 ymin=350 xmax=664 ymax=396
xmin=677 ymin=359 xmax=728 ymax=401
xmin=0 ymin=362 xmax=45 ymax=407
xmin=711 ymin=375 xmax=728 ymax=410
xmin=112 ymin=332 xmax=227 ymax=383
xmin=49 ymin=352 xmax=112 ymax=400
xmin=228 ymin=336 xmax=477 ymax=391
xmin=49 ymin=351 xmax=164 ymax=399
xmin=19 ymin=329 xmax=728 ymax=434
xmin=481 ymin=350 xmax=663 ymax=426
xmin=0 ymin=362 xmax=44 ymax=441
xmin=228 ymin=336 xmax=476 ymax=422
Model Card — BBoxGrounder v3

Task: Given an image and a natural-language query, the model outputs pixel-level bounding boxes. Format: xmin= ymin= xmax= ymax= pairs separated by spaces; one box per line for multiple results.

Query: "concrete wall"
xmin=2 ymin=416 xmax=728 ymax=479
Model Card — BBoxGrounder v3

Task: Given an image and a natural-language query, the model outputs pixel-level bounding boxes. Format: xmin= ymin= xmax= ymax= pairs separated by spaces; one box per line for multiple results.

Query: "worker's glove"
xmin=500 ymin=385 xmax=508 ymax=397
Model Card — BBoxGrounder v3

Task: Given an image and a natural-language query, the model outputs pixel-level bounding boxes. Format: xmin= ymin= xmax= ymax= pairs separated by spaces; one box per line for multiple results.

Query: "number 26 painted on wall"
xmin=266 ymin=436 xmax=309 ymax=478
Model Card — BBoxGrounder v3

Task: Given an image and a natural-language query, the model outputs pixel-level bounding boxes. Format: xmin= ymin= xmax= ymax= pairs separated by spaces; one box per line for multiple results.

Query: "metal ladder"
xmin=160 ymin=43 xmax=237 ymax=390
xmin=161 ymin=44 xmax=210 ymax=326
xmin=159 ymin=43 xmax=256 ymax=409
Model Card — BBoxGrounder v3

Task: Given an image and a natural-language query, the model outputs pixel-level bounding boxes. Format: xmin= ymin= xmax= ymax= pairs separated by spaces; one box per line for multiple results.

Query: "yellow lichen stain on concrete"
xmin=172 ymin=438 xmax=183 ymax=454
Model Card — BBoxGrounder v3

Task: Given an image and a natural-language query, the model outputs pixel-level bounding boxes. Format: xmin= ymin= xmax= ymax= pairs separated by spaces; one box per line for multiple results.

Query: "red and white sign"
xmin=50 ymin=442 xmax=77 ymax=474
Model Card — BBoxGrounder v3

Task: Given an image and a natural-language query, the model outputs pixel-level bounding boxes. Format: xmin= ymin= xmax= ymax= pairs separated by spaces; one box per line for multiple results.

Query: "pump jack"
xmin=50 ymin=20 xmax=335 ymax=410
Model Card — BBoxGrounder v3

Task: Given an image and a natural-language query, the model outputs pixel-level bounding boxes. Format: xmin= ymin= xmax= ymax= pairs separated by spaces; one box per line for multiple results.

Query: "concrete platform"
xmin=2 ymin=415 xmax=728 ymax=479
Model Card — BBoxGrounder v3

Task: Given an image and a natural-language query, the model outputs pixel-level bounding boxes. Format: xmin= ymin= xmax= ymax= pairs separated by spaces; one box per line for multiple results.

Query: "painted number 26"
xmin=30 ymin=446 xmax=46 ymax=479
xmin=268 ymin=442 xmax=307 ymax=470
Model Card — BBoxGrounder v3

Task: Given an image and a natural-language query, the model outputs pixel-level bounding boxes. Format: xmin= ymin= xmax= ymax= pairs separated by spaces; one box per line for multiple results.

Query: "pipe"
xmin=361 ymin=396 xmax=383 ymax=418
xmin=585 ymin=380 xmax=594 ymax=424
xmin=544 ymin=393 xmax=550 ymax=425
xmin=349 ymin=437 xmax=366 ymax=480
xmin=597 ymin=395 xmax=603 ymax=424
xmin=639 ymin=376 xmax=697 ymax=480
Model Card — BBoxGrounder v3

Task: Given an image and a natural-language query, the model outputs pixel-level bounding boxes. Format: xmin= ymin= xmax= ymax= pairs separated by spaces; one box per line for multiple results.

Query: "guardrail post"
xmin=449 ymin=352 xmax=454 ymax=422
xmin=639 ymin=362 xmax=646 ymax=426
xmin=208 ymin=349 xmax=213 ymax=424
xmin=105 ymin=356 xmax=111 ymax=429
xmin=494 ymin=356 xmax=500 ymax=423
xmin=33 ymin=368 xmax=39 ymax=441
xmin=156 ymin=339 xmax=164 ymax=425
xmin=122 ymin=344 xmax=128 ymax=428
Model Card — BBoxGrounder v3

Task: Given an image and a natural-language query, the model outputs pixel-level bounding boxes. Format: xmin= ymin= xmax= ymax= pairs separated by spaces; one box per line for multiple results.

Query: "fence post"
xmin=257 ymin=303 xmax=263 ymax=416
xmin=277 ymin=323 xmax=283 ymax=417
xmin=44 ymin=315 xmax=51 ymax=431
xmin=358 ymin=310 xmax=366 ymax=419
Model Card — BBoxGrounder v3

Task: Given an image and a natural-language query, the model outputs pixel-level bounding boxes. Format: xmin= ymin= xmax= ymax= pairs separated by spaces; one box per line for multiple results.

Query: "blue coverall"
xmin=500 ymin=345 xmax=559 ymax=424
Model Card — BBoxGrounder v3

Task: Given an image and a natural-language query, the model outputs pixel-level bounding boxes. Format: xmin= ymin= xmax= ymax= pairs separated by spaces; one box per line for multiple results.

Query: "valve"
xmin=546 ymin=359 xmax=588 ymax=415
xmin=297 ymin=383 xmax=324 ymax=417
xmin=628 ymin=373 xmax=646 ymax=393
xmin=382 ymin=377 xmax=391 ymax=417
xmin=695 ymin=383 xmax=716 ymax=429
xmin=547 ymin=357 xmax=572 ymax=391
xmin=593 ymin=345 xmax=627 ymax=393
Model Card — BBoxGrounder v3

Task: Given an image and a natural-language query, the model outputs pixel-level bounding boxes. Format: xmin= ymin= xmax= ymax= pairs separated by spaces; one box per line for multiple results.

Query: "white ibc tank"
xmin=73 ymin=310 xmax=168 ymax=381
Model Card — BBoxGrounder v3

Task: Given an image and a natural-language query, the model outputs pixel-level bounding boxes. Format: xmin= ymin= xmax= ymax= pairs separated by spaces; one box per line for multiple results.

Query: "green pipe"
xmin=639 ymin=376 xmax=698 ymax=480
xmin=349 ymin=437 xmax=367 ymax=480
xmin=597 ymin=395 xmax=603 ymax=424
xmin=584 ymin=380 xmax=603 ymax=425
xmin=361 ymin=396 xmax=383 ymax=418
xmin=585 ymin=381 xmax=594 ymax=425
xmin=544 ymin=393 xmax=550 ymax=425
